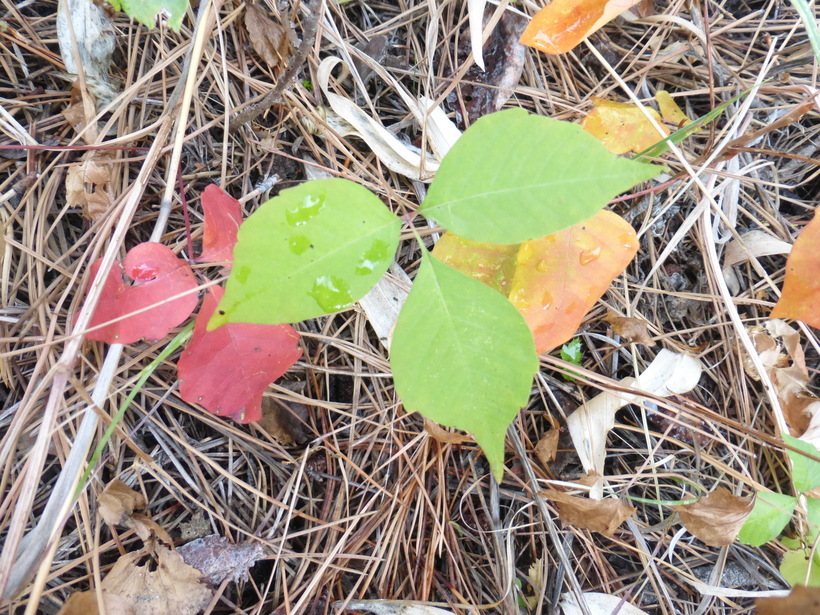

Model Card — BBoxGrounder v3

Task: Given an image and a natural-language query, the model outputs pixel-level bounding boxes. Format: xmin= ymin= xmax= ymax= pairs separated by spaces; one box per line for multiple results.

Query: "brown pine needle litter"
xmin=1 ymin=1 xmax=818 ymax=614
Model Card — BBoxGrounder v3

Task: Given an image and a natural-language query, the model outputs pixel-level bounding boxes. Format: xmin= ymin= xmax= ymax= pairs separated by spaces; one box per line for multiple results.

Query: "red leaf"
xmin=196 ymin=184 xmax=243 ymax=267
xmin=771 ymin=210 xmax=820 ymax=328
xmin=86 ymin=242 xmax=198 ymax=344
xmin=178 ymin=286 xmax=301 ymax=423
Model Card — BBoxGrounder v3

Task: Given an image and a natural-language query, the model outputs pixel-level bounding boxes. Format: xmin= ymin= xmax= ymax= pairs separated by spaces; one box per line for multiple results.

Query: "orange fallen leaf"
xmin=672 ymin=487 xmax=754 ymax=546
xmin=542 ymin=488 xmax=635 ymax=536
xmin=509 ymin=210 xmax=639 ymax=354
xmin=771 ymin=209 xmax=820 ymax=328
xmin=520 ymin=0 xmax=645 ymax=55
xmin=581 ymin=98 xmax=668 ymax=155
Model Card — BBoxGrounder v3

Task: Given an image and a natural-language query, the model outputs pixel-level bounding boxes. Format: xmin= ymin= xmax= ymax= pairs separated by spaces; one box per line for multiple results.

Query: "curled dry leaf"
xmin=520 ymin=0 xmax=646 ymax=55
xmin=534 ymin=419 xmax=561 ymax=465
xmin=541 ymin=489 xmax=635 ymax=536
xmin=756 ymin=585 xmax=820 ymax=614
xmin=424 ymin=419 xmax=471 ymax=445
xmin=101 ymin=545 xmax=212 ymax=615
xmin=605 ymin=313 xmax=655 ymax=346
xmin=746 ymin=319 xmax=817 ymax=437
xmin=566 ymin=349 xmax=702 ymax=497
xmin=66 ymin=155 xmax=115 ymax=221
xmin=244 ymin=3 xmax=290 ymax=72
xmin=259 ymin=393 xmax=309 ymax=445
xmin=178 ymin=534 xmax=267 ymax=585
xmin=559 ymin=591 xmax=649 ymax=615
xmin=771 ymin=209 xmax=820 ymax=328
xmin=98 ymin=480 xmax=146 ymax=527
xmin=672 ymin=487 xmax=754 ymax=546
xmin=722 ymin=230 xmax=792 ymax=295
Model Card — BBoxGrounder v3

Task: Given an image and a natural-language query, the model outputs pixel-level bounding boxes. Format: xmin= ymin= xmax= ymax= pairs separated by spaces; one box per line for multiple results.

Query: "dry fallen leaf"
xmin=101 ymin=545 xmax=212 ymax=615
xmin=178 ymin=534 xmax=266 ymax=585
xmin=722 ymin=230 xmax=792 ymax=295
xmin=244 ymin=3 xmax=290 ymax=72
xmin=605 ymin=313 xmax=655 ymax=347
xmin=424 ymin=419 xmax=471 ymax=445
xmin=66 ymin=155 xmax=115 ymax=221
xmin=580 ymin=98 xmax=668 ymax=154
xmin=534 ymin=420 xmax=560 ymax=465
xmin=756 ymin=585 xmax=820 ymax=614
xmin=655 ymin=90 xmax=691 ymax=127
xmin=332 ymin=600 xmax=456 ymax=615
xmin=559 ymin=591 xmax=649 ymax=615
xmin=98 ymin=480 xmax=147 ymax=526
xmin=541 ymin=489 xmax=635 ymax=536
xmin=57 ymin=589 xmax=135 ymax=615
xmin=672 ymin=487 xmax=754 ymax=546
xmin=259 ymin=393 xmax=309 ymax=445
xmin=771 ymin=209 xmax=820 ymax=328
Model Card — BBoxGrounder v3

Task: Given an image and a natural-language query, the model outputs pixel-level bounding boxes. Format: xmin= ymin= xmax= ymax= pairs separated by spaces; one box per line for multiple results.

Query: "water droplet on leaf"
xmin=579 ymin=245 xmax=602 ymax=265
xmin=355 ymin=239 xmax=390 ymax=275
xmin=236 ymin=266 xmax=250 ymax=283
xmin=288 ymin=235 xmax=311 ymax=255
xmin=285 ymin=194 xmax=325 ymax=227
xmin=536 ymin=259 xmax=549 ymax=273
xmin=308 ymin=275 xmax=354 ymax=312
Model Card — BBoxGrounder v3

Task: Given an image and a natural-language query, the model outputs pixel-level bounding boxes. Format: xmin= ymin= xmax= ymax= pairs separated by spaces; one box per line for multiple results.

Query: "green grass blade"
xmin=77 ymin=322 xmax=195 ymax=494
xmin=790 ymin=0 xmax=820 ymax=64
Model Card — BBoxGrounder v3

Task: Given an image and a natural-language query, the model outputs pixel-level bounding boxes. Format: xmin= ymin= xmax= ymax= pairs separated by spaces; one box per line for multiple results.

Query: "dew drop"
xmin=535 ymin=259 xmax=549 ymax=273
xmin=308 ymin=275 xmax=354 ymax=312
xmin=236 ymin=265 xmax=250 ymax=283
xmin=540 ymin=290 xmax=553 ymax=309
xmin=619 ymin=233 xmax=636 ymax=250
xmin=355 ymin=239 xmax=390 ymax=275
xmin=579 ymin=245 xmax=602 ymax=265
xmin=285 ymin=194 xmax=325 ymax=227
xmin=288 ymin=235 xmax=312 ymax=255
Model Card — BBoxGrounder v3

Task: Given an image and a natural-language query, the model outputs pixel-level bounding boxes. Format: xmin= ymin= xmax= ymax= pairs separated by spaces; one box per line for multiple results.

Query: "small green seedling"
xmin=210 ymin=108 xmax=663 ymax=480
xmin=738 ymin=434 xmax=820 ymax=586
xmin=560 ymin=338 xmax=583 ymax=382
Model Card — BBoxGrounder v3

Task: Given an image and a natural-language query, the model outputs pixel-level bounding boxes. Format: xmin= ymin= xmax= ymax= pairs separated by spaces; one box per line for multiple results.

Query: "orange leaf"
xmin=581 ymin=98 xmax=668 ymax=154
xmin=520 ymin=0 xmax=645 ymax=55
xmin=432 ymin=232 xmax=518 ymax=295
xmin=509 ymin=210 xmax=638 ymax=354
xmin=655 ymin=90 xmax=692 ymax=127
xmin=771 ymin=210 xmax=820 ymax=328
xmin=672 ymin=487 xmax=754 ymax=546
xmin=757 ymin=586 xmax=820 ymax=614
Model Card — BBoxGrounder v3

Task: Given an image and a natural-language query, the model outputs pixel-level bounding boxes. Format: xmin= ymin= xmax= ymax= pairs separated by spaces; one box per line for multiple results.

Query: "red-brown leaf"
xmin=771 ymin=210 xmax=820 ymax=328
xmin=196 ymin=184 xmax=243 ymax=267
xmin=178 ymin=286 xmax=301 ymax=423
xmin=86 ymin=242 xmax=198 ymax=344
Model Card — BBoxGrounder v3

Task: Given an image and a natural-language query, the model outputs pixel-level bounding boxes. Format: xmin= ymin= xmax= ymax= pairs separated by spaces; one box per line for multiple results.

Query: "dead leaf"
xmin=332 ymin=600 xmax=456 ymax=615
xmin=101 ymin=545 xmax=212 ymax=615
xmin=542 ymin=489 xmax=635 ymax=536
xmin=98 ymin=480 xmax=147 ymax=527
xmin=131 ymin=514 xmax=173 ymax=545
xmin=534 ymin=421 xmax=560 ymax=465
xmin=559 ymin=591 xmax=650 ymax=615
xmin=605 ymin=313 xmax=655 ymax=346
xmin=258 ymin=393 xmax=309 ymax=445
xmin=178 ymin=534 xmax=266 ymax=585
xmin=424 ymin=419 xmax=471 ymax=445
xmin=756 ymin=585 xmax=820 ymax=614
xmin=57 ymin=589 xmax=135 ymax=615
xmin=66 ymin=155 xmax=115 ymax=221
xmin=672 ymin=487 xmax=754 ymax=546
xmin=655 ymin=90 xmax=691 ymax=127
xmin=244 ymin=3 xmax=290 ymax=72
xmin=722 ymin=230 xmax=792 ymax=295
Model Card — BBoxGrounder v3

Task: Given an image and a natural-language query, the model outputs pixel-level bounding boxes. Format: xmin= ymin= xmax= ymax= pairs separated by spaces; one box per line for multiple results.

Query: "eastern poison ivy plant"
xmin=738 ymin=435 xmax=820 ymax=586
xmin=208 ymin=108 xmax=663 ymax=480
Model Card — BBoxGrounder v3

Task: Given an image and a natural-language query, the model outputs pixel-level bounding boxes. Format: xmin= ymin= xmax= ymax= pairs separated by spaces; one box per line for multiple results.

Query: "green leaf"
xmin=390 ymin=251 xmax=539 ymax=481
xmin=561 ymin=338 xmax=582 ymax=366
xmin=737 ymin=491 xmax=797 ymax=546
xmin=211 ymin=179 xmax=400 ymax=328
xmin=784 ymin=434 xmax=820 ymax=493
xmin=419 ymin=108 xmax=662 ymax=244
xmin=780 ymin=549 xmax=820 ymax=587
xmin=109 ymin=0 xmax=189 ymax=31
xmin=808 ymin=497 xmax=820 ymax=544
